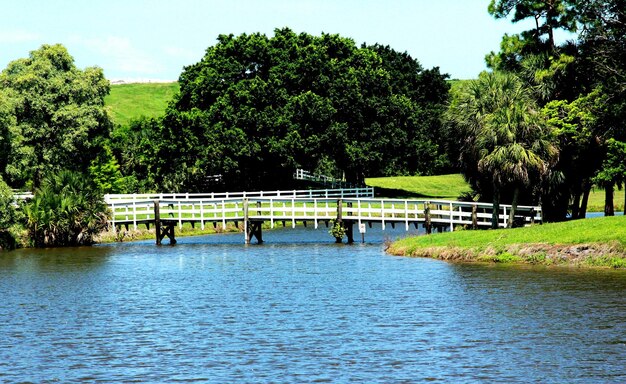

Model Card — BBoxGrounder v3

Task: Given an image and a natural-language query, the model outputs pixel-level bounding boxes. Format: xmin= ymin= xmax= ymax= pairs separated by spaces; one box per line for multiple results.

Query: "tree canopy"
xmin=459 ymin=0 xmax=626 ymax=221
xmin=126 ymin=28 xmax=450 ymax=191
xmin=0 ymin=44 xmax=111 ymax=188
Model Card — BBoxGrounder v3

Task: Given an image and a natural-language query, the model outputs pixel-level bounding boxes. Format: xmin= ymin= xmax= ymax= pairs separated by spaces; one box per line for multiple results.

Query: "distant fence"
xmin=104 ymin=187 xmax=375 ymax=204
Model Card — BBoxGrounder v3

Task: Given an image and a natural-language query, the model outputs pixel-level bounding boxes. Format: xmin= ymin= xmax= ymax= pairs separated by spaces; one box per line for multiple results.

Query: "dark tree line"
xmin=112 ymin=28 xmax=451 ymax=192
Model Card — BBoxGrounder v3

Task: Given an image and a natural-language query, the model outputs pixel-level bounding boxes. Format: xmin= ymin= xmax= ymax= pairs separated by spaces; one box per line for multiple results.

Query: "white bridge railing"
xmin=108 ymin=196 xmax=542 ymax=232
xmin=104 ymin=187 xmax=374 ymax=204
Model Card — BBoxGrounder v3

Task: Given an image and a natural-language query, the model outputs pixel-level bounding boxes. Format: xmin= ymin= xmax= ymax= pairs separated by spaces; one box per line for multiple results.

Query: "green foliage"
xmin=105 ymin=82 xmax=180 ymax=126
xmin=329 ymin=220 xmax=346 ymax=241
xmin=0 ymin=177 xmax=15 ymax=229
xmin=0 ymin=44 xmax=112 ymax=188
xmin=487 ymin=0 xmax=578 ymax=67
xmin=446 ymin=71 xmax=558 ymax=226
xmin=596 ymin=139 xmax=626 ymax=187
xmin=137 ymin=29 xmax=451 ymax=192
xmin=23 ymin=171 xmax=109 ymax=247
xmin=0 ymin=177 xmax=24 ymax=250
xmin=542 ymin=89 xmax=606 ymax=219
xmin=88 ymin=145 xmax=133 ymax=193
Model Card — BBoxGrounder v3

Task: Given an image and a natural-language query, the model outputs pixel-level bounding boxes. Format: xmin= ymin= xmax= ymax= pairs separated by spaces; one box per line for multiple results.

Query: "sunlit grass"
xmin=587 ymin=187 xmax=625 ymax=213
xmin=366 ymin=174 xmax=471 ymax=199
xmin=105 ymin=82 xmax=179 ymax=126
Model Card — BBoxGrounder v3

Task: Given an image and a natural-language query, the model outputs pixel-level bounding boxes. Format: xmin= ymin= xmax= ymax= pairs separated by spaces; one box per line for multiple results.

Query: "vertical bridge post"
xmin=244 ymin=198 xmax=263 ymax=244
xmin=335 ymin=199 xmax=343 ymax=243
xmin=154 ymin=199 xmax=176 ymax=245
xmin=154 ymin=199 xmax=161 ymax=245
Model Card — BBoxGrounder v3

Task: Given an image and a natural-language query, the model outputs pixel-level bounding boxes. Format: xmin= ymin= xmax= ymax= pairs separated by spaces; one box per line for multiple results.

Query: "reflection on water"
xmin=1 ymin=226 xmax=625 ymax=382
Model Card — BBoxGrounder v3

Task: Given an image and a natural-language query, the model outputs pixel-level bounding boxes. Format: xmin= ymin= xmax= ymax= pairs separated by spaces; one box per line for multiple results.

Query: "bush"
xmin=24 ymin=171 xmax=109 ymax=247
xmin=0 ymin=177 xmax=18 ymax=249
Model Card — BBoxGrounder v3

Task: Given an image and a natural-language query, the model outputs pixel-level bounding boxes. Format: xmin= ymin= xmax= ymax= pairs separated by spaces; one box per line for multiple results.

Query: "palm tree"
xmin=447 ymin=72 xmax=558 ymax=228
xmin=24 ymin=170 xmax=109 ymax=247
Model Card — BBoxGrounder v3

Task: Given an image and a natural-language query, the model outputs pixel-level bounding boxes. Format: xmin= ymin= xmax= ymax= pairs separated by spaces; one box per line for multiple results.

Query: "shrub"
xmin=0 ymin=177 xmax=18 ymax=249
xmin=24 ymin=171 xmax=109 ymax=247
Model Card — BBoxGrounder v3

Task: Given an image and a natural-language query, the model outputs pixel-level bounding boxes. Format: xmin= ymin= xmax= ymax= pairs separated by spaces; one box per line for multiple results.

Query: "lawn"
xmin=105 ymin=82 xmax=179 ymax=126
xmin=366 ymin=174 xmax=471 ymax=199
xmin=586 ymin=187 xmax=625 ymax=213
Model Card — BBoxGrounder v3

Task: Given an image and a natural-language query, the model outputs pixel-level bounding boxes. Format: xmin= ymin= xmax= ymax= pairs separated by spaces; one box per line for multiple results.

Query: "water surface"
xmin=1 ymin=226 xmax=625 ymax=382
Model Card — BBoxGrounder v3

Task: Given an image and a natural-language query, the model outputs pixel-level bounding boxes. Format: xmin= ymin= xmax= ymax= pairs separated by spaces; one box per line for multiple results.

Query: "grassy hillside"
xmin=105 ymin=82 xmax=179 ymax=126
xmin=366 ymin=174 xmax=471 ymax=199
xmin=388 ymin=215 xmax=626 ymax=268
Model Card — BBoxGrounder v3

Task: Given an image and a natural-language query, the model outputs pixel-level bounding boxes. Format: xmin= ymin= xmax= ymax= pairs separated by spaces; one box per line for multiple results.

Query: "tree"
xmin=0 ymin=177 xmax=14 ymax=229
xmin=0 ymin=89 xmax=15 ymax=175
xmin=0 ymin=44 xmax=112 ymax=188
xmin=594 ymin=139 xmax=626 ymax=216
xmin=23 ymin=170 xmax=108 ymax=247
xmin=447 ymin=72 xmax=557 ymax=228
xmin=148 ymin=29 xmax=450 ymax=191
xmin=488 ymin=0 xmax=578 ymax=54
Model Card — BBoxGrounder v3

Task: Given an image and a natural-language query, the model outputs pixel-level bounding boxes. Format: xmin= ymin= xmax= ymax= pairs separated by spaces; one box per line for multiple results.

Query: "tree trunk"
xmin=507 ymin=186 xmax=520 ymax=228
xmin=604 ymin=183 xmax=615 ymax=216
xmin=580 ymin=182 xmax=591 ymax=219
xmin=571 ymin=192 xmax=581 ymax=219
xmin=491 ymin=183 xmax=500 ymax=229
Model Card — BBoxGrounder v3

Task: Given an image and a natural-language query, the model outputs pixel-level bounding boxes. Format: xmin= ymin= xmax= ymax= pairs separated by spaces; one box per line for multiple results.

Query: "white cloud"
xmin=69 ymin=35 xmax=165 ymax=76
xmin=0 ymin=30 xmax=41 ymax=44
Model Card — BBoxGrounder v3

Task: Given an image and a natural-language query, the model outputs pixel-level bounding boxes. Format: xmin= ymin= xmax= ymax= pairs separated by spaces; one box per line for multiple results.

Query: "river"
xmin=1 ymin=225 xmax=625 ymax=382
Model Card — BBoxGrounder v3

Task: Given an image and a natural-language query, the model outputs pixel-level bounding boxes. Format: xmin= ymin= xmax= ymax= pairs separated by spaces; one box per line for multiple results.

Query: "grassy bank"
xmin=388 ymin=215 xmax=626 ymax=268
xmin=105 ymin=82 xmax=179 ymax=126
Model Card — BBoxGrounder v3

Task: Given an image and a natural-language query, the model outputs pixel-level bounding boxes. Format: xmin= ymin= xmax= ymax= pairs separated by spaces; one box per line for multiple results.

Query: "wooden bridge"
xmin=105 ymin=188 xmax=542 ymax=245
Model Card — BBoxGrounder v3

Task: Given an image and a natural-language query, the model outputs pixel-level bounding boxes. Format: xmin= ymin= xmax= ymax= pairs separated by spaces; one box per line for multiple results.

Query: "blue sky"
xmin=1 ymin=0 xmax=573 ymax=81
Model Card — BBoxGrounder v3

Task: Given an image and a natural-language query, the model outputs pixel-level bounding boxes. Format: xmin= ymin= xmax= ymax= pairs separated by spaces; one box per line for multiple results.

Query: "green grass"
xmin=388 ymin=215 xmax=626 ymax=268
xmin=366 ymin=174 xmax=471 ymax=199
xmin=587 ymin=187 xmax=625 ymax=213
xmin=105 ymin=82 xmax=179 ymax=126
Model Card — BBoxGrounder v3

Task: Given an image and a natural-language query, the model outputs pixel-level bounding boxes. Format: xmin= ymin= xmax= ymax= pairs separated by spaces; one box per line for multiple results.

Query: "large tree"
xmin=447 ymin=72 xmax=557 ymax=228
xmin=143 ymin=29 xmax=450 ymax=191
xmin=0 ymin=44 xmax=112 ymax=188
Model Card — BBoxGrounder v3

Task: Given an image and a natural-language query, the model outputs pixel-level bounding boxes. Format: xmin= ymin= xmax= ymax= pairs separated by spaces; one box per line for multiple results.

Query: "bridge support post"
xmin=243 ymin=199 xmax=264 ymax=244
xmin=246 ymin=220 xmax=264 ymax=244
xmin=472 ymin=204 xmax=478 ymax=230
xmin=155 ymin=199 xmax=176 ymax=245
xmin=334 ymin=199 xmax=343 ymax=243
xmin=155 ymin=199 xmax=161 ymax=245
xmin=424 ymin=202 xmax=432 ymax=234
xmin=345 ymin=220 xmax=354 ymax=244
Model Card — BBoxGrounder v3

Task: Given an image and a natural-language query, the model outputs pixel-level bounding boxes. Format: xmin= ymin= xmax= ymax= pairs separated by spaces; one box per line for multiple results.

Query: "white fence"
xmin=108 ymin=196 xmax=542 ymax=232
xmin=104 ymin=187 xmax=374 ymax=204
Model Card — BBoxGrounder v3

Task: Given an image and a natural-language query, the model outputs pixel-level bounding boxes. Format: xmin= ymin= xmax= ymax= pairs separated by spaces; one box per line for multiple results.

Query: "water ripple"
xmin=1 ymin=227 xmax=626 ymax=382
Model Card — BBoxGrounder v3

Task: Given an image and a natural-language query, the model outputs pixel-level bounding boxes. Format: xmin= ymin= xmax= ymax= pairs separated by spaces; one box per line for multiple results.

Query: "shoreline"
xmin=387 ymin=242 xmax=626 ymax=269
xmin=387 ymin=216 xmax=626 ymax=269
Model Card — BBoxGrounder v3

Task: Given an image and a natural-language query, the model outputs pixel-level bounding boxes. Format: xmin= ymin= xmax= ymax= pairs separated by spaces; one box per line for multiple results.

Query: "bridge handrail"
xmin=108 ymin=196 xmax=542 ymax=233
xmin=104 ymin=187 xmax=375 ymax=203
